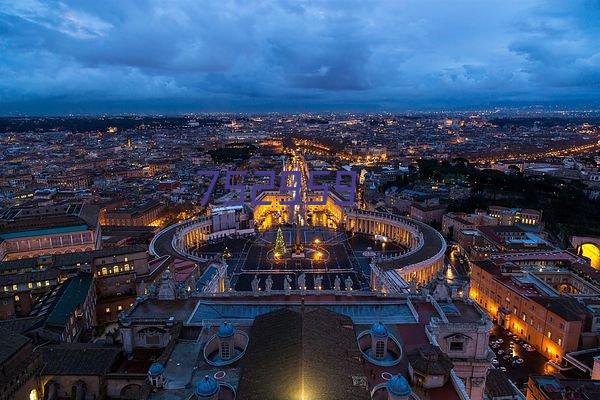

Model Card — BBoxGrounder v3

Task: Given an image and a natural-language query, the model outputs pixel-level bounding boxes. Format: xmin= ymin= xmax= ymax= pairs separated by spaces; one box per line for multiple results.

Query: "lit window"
xmin=124 ymin=257 xmax=128 ymax=262
xmin=45 ymin=280 xmax=50 ymax=286
xmin=117 ymin=305 xmax=123 ymax=311
xmin=547 ymin=331 xmax=552 ymax=339
xmin=105 ymin=307 xmax=111 ymax=313
xmin=12 ymin=284 xmax=17 ymax=291
xmin=36 ymin=282 xmax=42 ymax=287
xmin=14 ymin=295 xmax=20 ymax=302
xmin=558 ymin=338 xmax=562 ymax=346
xmin=102 ymin=267 xmax=108 ymax=275
xmin=28 ymin=282 xmax=33 ymax=289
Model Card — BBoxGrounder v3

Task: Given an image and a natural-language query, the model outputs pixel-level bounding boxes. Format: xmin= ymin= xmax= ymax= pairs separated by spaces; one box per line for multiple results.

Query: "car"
xmin=492 ymin=358 xmax=499 ymax=366
xmin=516 ymin=358 xmax=524 ymax=364
xmin=497 ymin=339 xmax=504 ymax=343
xmin=498 ymin=350 xmax=505 ymax=354
xmin=500 ymin=367 xmax=507 ymax=372
xmin=492 ymin=344 xmax=500 ymax=349
xmin=503 ymin=355 xmax=511 ymax=360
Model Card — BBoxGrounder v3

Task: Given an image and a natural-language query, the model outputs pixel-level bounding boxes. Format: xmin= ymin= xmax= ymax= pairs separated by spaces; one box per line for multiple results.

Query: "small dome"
xmin=195 ymin=375 xmax=219 ymax=397
xmin=217 ymin=322 xmax=235 ymax=338
xmin=371 ymin=322 xmax=388 ymax=336
xmin=387 ymin=374 xmax=411 ymax=397
xmin=148 ymin=362 xmax=164 ymax=376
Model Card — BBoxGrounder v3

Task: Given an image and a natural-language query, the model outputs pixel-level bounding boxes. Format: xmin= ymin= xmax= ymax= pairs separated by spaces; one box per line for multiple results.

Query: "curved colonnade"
xmin=150 ymin=208 xmax=446 ymax=289
xmin=346 ymin=210 xmax=446 ymax=289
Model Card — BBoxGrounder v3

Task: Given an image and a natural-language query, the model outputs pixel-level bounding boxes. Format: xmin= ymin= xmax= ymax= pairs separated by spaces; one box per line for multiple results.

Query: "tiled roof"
xmin=45 ymin=273 xmax=93 ymax=327
xmin=39 ymin=344 xmax=120 ymax=375
xmin=238 ymin=307 xmax=369 ymax=400
xmin=0 ymin=327 xmax=30 ymax=365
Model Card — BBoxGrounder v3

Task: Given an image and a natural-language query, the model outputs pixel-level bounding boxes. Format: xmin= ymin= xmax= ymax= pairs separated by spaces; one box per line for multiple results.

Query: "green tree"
xmin=274 ymin=227 xmax=286 ymax=256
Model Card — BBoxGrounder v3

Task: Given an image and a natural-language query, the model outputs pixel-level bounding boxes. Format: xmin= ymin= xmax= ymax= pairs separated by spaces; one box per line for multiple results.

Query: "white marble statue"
xmin=283 ymin=274 xmax=292 ymax=294
xmin=251 ymin=275 xmax=260 ymax=293
xmin=334 ymin=275 xmax=341 ymax=291
xmin=265 ymin=275 xmax=273 ymax=293
xmin=314 ymin=274 xmax=323 ymax=290
xmin=297 ymin=272 xmax=306 ymax=291
xmin=344 ymin=275 xmax=353 ymax=291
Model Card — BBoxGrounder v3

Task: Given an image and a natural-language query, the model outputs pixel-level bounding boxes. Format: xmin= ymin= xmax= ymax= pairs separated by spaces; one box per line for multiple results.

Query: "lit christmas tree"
xmin=274 ymin=227 xmax=286 ymax=259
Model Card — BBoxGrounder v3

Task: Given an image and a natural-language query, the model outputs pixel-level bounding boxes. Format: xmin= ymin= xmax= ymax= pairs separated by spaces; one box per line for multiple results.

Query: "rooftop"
xmin=237 ymin=307 xmax=370 ymax=400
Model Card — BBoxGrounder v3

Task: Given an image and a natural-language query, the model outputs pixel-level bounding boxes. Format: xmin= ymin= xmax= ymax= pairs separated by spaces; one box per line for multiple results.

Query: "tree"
xmin=274 ymin=227 xmax=286 ymax=257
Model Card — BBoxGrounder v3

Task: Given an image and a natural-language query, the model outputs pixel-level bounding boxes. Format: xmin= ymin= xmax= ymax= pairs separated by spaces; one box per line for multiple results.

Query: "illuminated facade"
xmin=469 ymin=260 xmax=587 ymax=363
xmin=153 ymin=195 xmax=446 ymax=290
xmin=0 ymin=204 xmax=101 ymax=261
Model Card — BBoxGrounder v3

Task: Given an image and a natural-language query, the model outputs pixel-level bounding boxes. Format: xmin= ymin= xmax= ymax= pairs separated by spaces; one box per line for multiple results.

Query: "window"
xmin=14 ymin=295 xmax=20 ymax=302
xmin=558 ymin=338 xmax=562 ymax=346
xmin=36 ymin=282 xmax=41 ymax=287
xmin=375 ymin=340 xmax=385 ymax=358
xmin=220 ymin=341 xmax=231 ymax=359
xmin=117 ymin=305 xmax=123 ymax=311
xmin=45 ymin=280 xmax=50 ymax=286
xmin=105 ymin=307 xmax=111 ymax=313
xmin=102 ymin=267 xmax=108 ymax=276
xmin=450 ymin=341 xmax=464 ymax=351
xmin=28 ymin=282 xmax=33 ymax=289
xmin=12 ymin=284 xmax=17 ymax=291
xmin=547 ymin=331 xmax=552 ymax=339
xmin=146 ymin=335 xmax=160 ymax=345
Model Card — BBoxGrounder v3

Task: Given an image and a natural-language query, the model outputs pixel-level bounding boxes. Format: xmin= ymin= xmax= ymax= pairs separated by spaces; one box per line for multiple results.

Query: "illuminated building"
xmin=469 ymin=260 xmax=591 ymax=363
xmin=102 ymin=200 xmax=166 ymax=227
xmin=571 ymin=235 xmax=600 ymax=270
xmin=526 ymin=375 xmax=600 ymax=400
xmin=0 ymin=204 xmax=101 ymax=261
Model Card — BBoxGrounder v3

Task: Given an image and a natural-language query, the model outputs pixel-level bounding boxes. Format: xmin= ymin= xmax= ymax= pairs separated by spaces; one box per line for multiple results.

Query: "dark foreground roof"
xmin=39 ymin=344 xmax=120 ymax=375
xmin=486 ymin=369 xmax=517 ymax=398
xmin=407 ymin=344 xmax=454 ymax=376
xmin=238 ymin=307 xmax=369 ymax=400
xmin=0 ymin=327 xmax=30 ymax=365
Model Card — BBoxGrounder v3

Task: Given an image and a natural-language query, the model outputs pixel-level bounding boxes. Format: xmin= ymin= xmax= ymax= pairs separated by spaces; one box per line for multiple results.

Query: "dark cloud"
xmin=0 ymin=0 xmax=599 ymax=114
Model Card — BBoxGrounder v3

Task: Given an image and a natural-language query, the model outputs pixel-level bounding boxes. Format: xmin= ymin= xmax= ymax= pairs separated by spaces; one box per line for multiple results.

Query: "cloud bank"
xmin=0 ymin=0 xmax=599 ymax=114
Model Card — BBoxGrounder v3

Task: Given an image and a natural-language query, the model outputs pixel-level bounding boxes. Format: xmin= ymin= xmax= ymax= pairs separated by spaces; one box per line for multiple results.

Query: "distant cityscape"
xmin=0 ymin=111 xmax=599 ymax=400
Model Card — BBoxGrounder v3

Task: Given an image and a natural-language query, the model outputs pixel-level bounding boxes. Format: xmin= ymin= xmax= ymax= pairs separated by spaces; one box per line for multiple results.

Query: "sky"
xmin=0 ymin=0 xmax=599 ymax=115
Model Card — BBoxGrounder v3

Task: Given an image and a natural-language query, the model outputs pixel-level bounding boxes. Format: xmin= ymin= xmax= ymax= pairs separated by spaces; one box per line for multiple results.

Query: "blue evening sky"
xmin=0 ymin=0 xmax=599 ymax=115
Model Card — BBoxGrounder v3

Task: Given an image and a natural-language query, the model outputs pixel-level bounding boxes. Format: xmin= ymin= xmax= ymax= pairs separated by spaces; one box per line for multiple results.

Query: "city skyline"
xmin=1 ymin=0 xmax=600 ymax=115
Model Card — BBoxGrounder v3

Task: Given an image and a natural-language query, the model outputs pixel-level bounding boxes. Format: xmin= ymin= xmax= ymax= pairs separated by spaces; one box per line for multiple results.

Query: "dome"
xmin=148 ymin=362 xmax=164 ymax=376
xmin=217 ymin=322 xmax=235 ymax=338
xmin=371 ymin=322 xmax=388 ymax=336
xmin=195 ymin=375 xmax=219 ymax=397
xmin=387 ymin=374 xmax=411 ymax=397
